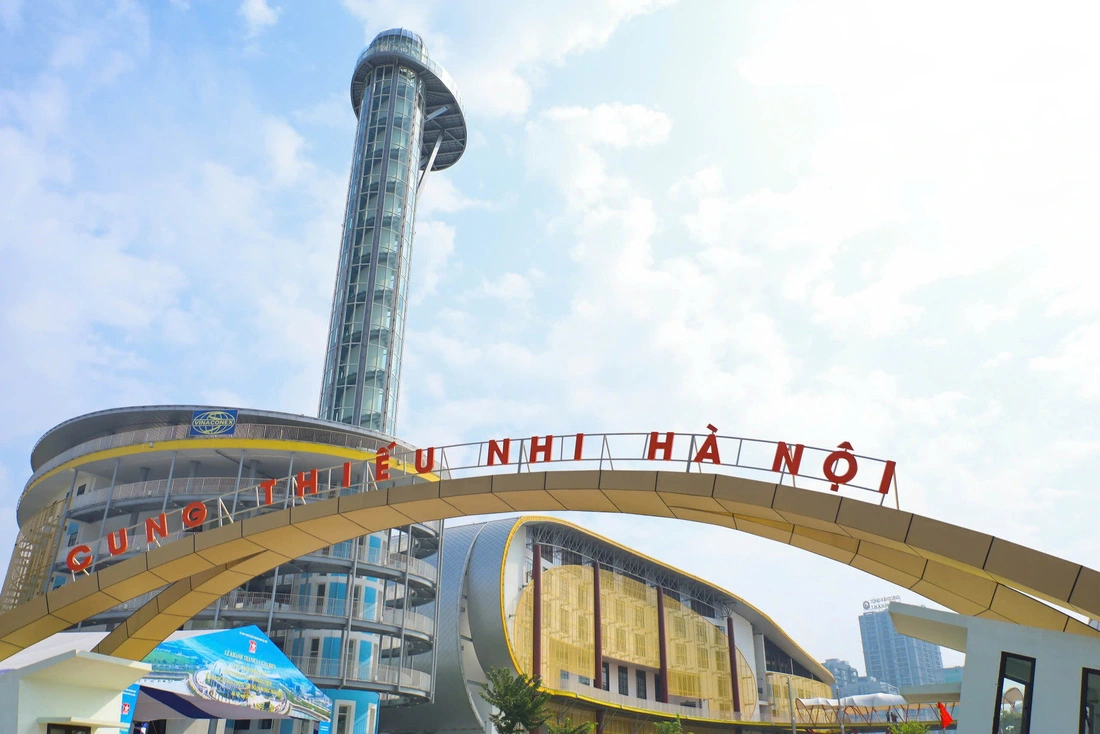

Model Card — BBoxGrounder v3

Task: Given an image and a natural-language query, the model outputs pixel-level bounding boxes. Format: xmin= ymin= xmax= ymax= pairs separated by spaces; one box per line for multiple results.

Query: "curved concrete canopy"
xmin=1 ymin=469 xmax=1098 ymax=662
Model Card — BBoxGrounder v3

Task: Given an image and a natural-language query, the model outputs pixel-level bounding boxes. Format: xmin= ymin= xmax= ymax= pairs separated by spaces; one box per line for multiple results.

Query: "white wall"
xmin=954 ymin=618 xmax=1100 ymax=734
xmin=729 ymin=613 xmax=757 ymax=703
xmin=13 ymin=677 xmax=128 ymax=734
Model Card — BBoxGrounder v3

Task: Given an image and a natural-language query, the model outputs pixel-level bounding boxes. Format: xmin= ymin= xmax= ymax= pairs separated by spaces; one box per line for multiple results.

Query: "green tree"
xmin=654 ymin=718 xmax=694 ymax=734
xmin=889 ymin=722 xmax=929 ymax=734
xmin=546 ymin=717 xmax=594 ymax=734
xmin=480 ymin=667 xmax=552 ymax=734
xmin=998 ymin=710 xmax=1022 ymax=732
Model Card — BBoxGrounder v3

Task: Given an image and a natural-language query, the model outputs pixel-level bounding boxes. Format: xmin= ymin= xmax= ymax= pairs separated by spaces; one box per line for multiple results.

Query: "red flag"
xmin=937 ymin=702 xmax=955 ymax=728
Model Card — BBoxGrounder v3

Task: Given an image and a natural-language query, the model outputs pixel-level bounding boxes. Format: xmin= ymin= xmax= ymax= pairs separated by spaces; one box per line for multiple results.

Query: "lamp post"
xmin=786 ymin=674 xmax=797 ymax=734
xmin=836 ymin=684 xmax=845 ymax=734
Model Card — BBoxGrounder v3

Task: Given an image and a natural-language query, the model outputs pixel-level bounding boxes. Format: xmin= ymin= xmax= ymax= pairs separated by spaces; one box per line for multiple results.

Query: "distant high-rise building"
xmin=823 ymin=658 xmax=899 ymax=696
xmin=860 ymin=609 xmax=944 ymax=688
xmin=823 ymin=658 xmax=858 ymax=696
xmin=942 ymin=665 xmax=964 ymax=683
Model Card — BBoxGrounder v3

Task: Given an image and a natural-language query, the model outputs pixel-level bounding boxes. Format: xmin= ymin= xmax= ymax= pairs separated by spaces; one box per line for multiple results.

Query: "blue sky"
xmin=3 ymin=0 xmax=1100 ymax=672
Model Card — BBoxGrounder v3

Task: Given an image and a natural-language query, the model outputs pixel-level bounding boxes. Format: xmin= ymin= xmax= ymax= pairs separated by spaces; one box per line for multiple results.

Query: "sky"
xmin=3 ymin=0 xmax=1100 ymax=675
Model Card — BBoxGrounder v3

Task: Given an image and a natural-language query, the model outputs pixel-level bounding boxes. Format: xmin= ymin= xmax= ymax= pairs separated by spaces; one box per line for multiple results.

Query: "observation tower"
xmin=319 ymin=28 xmax=467 ymax=433
xmin=0 ymin=29 xmax=469 ymax=730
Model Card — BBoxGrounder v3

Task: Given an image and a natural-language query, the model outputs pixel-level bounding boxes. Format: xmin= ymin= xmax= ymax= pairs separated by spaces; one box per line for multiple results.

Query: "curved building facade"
xmin=382 ymin=517 xmax=833 ymax=734
xmin=1 ymin=406 xmax=442 ymax=733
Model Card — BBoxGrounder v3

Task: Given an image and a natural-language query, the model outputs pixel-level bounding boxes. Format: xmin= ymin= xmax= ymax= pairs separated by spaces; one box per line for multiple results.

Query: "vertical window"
xmin=994 ymin=652 xmax=1034 ymax=734
xmin=1082 ymin=668 xmax=1100 ymax=734
xmin=602 ymin=662 xmax=610 ymax=691
xmin=618 ymin=665 xmax=629 ymax=695
xmin=335 ymin=702 xmax=354 ymax=734
xmin=636 ymin=670 xmax=647 ymax=700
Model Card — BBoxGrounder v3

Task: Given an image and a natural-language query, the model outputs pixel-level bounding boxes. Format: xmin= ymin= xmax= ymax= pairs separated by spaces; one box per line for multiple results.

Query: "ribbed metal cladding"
xmin=381 ymin=522 xmax=487 ymax=734
xmin=465 ymin=518 xmax=523 ymax=674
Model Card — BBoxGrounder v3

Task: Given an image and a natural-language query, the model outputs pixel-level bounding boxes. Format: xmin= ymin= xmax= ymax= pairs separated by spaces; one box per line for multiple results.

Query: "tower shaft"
xmin=320 ymin=63 xmax=426 ymax=431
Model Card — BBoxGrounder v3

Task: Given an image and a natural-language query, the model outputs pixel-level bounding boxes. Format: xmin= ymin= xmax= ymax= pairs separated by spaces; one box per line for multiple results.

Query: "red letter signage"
xmin=772 ymin=442 xmax=805 ymax=476
xmin=182 ymin=501 xmax=208 ymax=529
xmin=145 ymin=513 xmax=169 ymax=544
xmin=66 ymin=545 xmax=92 ymax=572
xmin=647 ymin=432 xmax=675 ymax=461
xmin=106 ymin=528 xmax=129 ymax=556
xmin=488 ymin=438 xmax=511 ymax=466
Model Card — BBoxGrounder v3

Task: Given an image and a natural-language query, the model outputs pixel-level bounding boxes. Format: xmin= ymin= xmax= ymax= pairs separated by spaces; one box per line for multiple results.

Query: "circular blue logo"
xmin=191 ymin=410 xmax=237 ymax=436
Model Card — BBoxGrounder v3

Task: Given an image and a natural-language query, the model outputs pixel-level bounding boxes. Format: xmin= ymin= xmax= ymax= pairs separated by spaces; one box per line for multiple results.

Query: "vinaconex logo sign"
xmin=189 ymin=409 xmax=238 ymax=437
xmin=863 ymin=595 xmax=902 ymax=612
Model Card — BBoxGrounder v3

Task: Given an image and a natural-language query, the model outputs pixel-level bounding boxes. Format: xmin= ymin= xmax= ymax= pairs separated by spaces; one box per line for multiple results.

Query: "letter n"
xmin=771 ymin=442 xmax=805 ymax=476
xmin=145 ymin=513 xmax=169 ymax=544
xmin=488 ymin=438 xmax=511 ymax=466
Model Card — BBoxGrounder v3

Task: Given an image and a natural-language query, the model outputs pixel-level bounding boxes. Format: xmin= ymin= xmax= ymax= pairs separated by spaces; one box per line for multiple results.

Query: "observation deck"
xmin=350 ymin=27 xmax=467 ymax=170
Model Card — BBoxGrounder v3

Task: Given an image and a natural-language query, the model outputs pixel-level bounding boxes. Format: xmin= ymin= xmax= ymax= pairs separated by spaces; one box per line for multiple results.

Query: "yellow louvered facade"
xmin=512 ymin=564 xmax=759 ymax=721
xmin=765 ymin=672 xmax=833 ymax=721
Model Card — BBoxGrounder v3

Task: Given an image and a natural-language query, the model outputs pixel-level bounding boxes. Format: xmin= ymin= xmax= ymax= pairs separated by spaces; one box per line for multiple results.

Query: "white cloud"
xmin=409 ymin=220 xmax=456 ymax=305
xmin=417 ymin=174 xmax=494 ymax=217
xmin=964 ymin=302 xmax=1017 ymax=333
xmin=294 ymin=93 xmax=354 ymax=129
xmin=477 ymin=271 xmax=538 ymax=304
xmin=340 ymin=0 xmax=678 ymax=117
xmin=723 ymin=2 xmax=1100 ymax=343
xmin=340 ymin=0 xmax=438 ymax=39
xmin=239 ymin=0 xmax=281 ymax=38
xmin=525 ymin=103 xmax=671 ymax=209
xmin=263 ymin=117 xmax=308 ymax=184
xmin=1030 ymin=325 xmax=1100 ymax=398
xmin=980 ymin=352 xmax=1012 ymax=370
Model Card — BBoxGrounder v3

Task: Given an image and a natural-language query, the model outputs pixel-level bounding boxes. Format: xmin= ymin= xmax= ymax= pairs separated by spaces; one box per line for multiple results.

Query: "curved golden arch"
xmin=2 ymin=469 xmax=1098 ymax=663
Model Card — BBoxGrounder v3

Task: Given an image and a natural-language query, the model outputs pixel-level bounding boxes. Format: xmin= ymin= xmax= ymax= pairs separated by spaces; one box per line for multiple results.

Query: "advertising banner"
xmin=137 ymin=625 xmax=332 ymax=722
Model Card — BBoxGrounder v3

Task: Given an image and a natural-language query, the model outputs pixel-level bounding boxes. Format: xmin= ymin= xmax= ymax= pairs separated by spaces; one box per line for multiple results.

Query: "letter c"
xmin=66 ymin=545 xmax=93 ymax=572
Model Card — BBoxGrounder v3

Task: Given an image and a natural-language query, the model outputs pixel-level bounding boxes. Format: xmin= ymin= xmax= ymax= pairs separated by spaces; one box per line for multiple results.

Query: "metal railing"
xmin=305 ymin=543 xmax=437 ymax=581
xmin=26 ymin=420 xmax=416 ymax=498
xmin=285 ymin=654 xmax=432 ymax=693
xmin=216 ymin=590 xmax=433 ymax=634
xmin=69 ymin=477 xmax=244 ymax=512
xmin=54 ymin=428 xmax=900 ymax=598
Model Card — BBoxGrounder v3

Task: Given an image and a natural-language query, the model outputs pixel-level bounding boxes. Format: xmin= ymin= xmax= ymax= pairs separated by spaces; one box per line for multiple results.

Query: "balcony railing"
xmin=69 ymin=477 xmax=244 ymax=512
xmin=28 ymin=421 xmax=417 ymax=497
xmin=285 ymin=654 xmax=432 ymax=693
xmin=304 ymin=544 xmax=437 ymax=581
xmin=215 ymin=590 xmax=434 ymax=634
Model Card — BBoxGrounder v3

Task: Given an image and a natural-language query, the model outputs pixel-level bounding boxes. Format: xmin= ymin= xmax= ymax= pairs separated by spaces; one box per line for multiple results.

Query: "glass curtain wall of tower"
xmin=309 ymin=27 xmax=466 ymax=720
xmin=321 ymin=61 xmax=421 ymax=431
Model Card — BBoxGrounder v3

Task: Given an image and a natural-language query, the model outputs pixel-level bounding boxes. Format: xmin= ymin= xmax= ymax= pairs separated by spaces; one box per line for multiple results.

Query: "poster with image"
xmin=138 ymin=625 xmax=332 ymax=722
